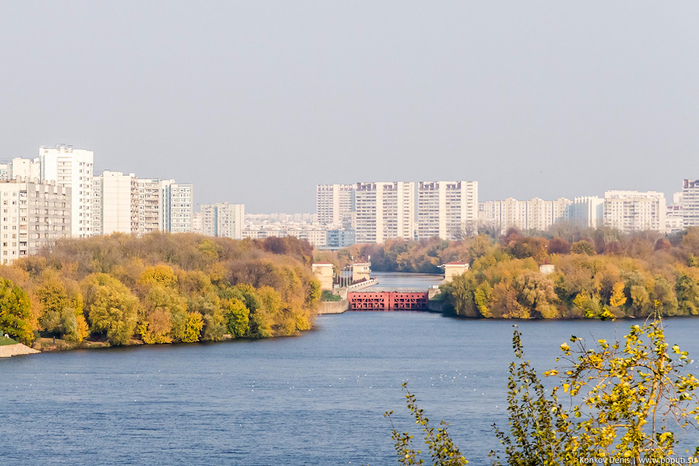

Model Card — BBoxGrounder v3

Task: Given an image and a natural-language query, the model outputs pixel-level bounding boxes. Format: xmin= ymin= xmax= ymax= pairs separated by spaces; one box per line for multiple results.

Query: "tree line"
xmin=0 ymin=233 xmax=320 ymax=347
xmin=442 ymin=228 xmax=699 ymax=319
xmin=317 ymin=227 xmax=699 ymax=319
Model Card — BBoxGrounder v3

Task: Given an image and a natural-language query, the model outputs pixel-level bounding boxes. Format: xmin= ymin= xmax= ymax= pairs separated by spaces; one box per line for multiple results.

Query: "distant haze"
xmin=1 ymin=1 xmax=697 ymax=212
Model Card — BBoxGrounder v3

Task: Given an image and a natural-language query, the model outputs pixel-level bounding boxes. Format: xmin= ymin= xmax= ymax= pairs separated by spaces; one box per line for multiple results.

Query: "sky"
xmin=1 ymin=1 xmax=698 ymax=213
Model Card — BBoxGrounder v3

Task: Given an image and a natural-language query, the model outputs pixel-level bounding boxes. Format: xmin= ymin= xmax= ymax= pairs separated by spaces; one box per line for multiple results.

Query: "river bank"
xmin=0 ymin=343 xmax=40 ymax=358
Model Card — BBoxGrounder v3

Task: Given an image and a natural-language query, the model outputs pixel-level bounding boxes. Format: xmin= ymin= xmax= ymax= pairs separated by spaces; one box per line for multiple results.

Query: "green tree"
xmin=676 ymin=271 xmax=699 ymax=316
xmin=385 ymin=383 xmax=469 ymax=465
xmin=306 ymin=278 xmax=321 ymax=306
xmin=202 ymin=307 xmax=227 ymax=341
xmin=0 ymin=277 xmax=33 ymax=344
xmin=35 ymin=274 xmax=87 ymax=341
xmin=571 ymin=240 xmax=596 ymax=256
xmin=491 ymin=327 xmax=571 ymax=465
xmin=225 ymin=299 xmax=250 ymax=338
xmin=141 ymin=285 xmax=187 ymax=342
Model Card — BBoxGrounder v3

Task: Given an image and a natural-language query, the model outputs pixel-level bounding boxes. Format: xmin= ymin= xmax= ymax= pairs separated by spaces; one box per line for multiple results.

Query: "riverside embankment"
xmin=0 ymin=343 xmax=39 ymax=358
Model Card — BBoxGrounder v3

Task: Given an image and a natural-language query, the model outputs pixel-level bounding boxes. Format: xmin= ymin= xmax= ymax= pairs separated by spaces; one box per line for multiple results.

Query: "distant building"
xmin=242 ymin=220 xmax=329 ymax=247
xmin=603 ymin=190 xmax=666 ymax=233
xmin=162 ymin=182 xmax=193 ymax=233
xmin=0 ymin=179 xmax=71 ymax=264
xmin=192 ymin=212 xmax=203 ymax=234
xmin=311 ymin=262 xmax=334 ymax=290
xmin=40 ymin=144 xmax=94 ymax=238
xmin=417 ymin=181 xmax=478 ymax=240
xmin=326 ymin=229 xmax=355 ymax=249
xmin=201 ymin=203 xmax=245 ymax=239
xmin=667 ymin=203 xmax=684 ymax=234
xmin=135 ymin=178 xmax=166 ymax=236
xmin=479 ymin=197 xmax=571 ymax=234
xmin=287 ymin=227 xmax=327 ymax=247
xmin=682 ymin=180 xmax=699 ymax=230
xmin=93 ymin=171 xmax=138 ymax=235
xmin=316 ymin=184 xmax=355 ymax=229
xmin=351 ymin=262 xmax=371 ymax=282
xmin=443 ymin=262 xmax=469 ymax=283
xmin=355 ymin=181 xmax=414 ymax=243
xmin=568 ymin=196 xmax=604 ymax=228
xmin=10 ymin=158 xmax=41 ymax=181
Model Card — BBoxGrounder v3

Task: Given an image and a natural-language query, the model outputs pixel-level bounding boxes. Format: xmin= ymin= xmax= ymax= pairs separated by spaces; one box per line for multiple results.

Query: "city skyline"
xmin=3 ymin=2 xmax=699 ymax=212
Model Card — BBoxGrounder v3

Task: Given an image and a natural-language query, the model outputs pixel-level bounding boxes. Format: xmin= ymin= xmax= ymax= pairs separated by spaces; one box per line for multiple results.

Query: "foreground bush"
xmin=387 ymin=315 xmax=699 ymax=465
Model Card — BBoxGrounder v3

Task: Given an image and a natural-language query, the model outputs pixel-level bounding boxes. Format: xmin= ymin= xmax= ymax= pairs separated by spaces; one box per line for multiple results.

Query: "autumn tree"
xmin=35 ymin=273 xmax=88 ymax=342
xmin=82 ymin=273 xmax=139 ymax=345
xmin=571 ymin=240 xmax=596 ymax=256
xmin=225 ymin=299 xmax=250 ymax=338
xmin=0 ymin=277 xmax=33 ymax=344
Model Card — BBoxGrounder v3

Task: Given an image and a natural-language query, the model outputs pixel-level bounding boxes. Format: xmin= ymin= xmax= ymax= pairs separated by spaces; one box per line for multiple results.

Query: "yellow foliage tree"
xmin=609 ymin=281 xmax=627 ymax=307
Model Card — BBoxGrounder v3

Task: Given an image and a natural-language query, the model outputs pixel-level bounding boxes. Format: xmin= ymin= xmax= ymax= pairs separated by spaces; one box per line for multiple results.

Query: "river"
xmin=2 ymin=273 xmax=699 ymax=465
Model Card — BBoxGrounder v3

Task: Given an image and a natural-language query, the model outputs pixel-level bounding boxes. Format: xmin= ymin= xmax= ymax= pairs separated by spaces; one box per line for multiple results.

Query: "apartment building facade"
xmin=479 ymin=197 xmax=572 ymax=234
xmin=316 ymin=183 xmax=355 ymax=229
xmin=417 ymin=181 xmax=478 ymax=240
xmin=355 ymin=181 xmax=414 ymax=243
xmin=603 ymin=190 xmax=666 ymax=233
xmin=201 ymin=202 xmax=245 ymax=239
xmin=567 ymin=196 xmax=604 ymax=228
xmin=0 ymin=180 xmax=71 ymax=264
xmin=162 ymin=182 xmax=193 ymax=233
xmin=682 ymin=179 xmax=699 ymax=229
xmin=40 ymin=145 xmax=94 ymax=238
xmin=93 ymin=171 xmax=138 ymax=235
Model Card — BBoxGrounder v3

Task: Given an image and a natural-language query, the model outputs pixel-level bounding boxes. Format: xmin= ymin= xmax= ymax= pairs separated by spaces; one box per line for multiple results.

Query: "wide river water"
xmin=2 ymin=273 xmax=699 ymax=465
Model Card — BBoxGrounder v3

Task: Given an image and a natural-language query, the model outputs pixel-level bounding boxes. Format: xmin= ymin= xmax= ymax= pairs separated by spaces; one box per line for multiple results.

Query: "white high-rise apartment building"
xmin=316 ymin=184 xmax=355 ymax=229
xmin=479 ymin=197 xmax=572 ymax=234
xmin=567 ymin=196 xmax=604 ymax=228
xmin=93 ymin=175 xmax=194 ymax=237
xmin=0 ymin=179 xmax=71 ymax=264
xmin=136 ymin=178 xmax=166 ymax=236
xmin=40 ymin=145 xmax=94 ymax=238
xmin=682 ymin=180 xmax=699 ymax=229
xmin=417 ymin=181 xmax=478 ymax=240
xmin=603 ymin=190 xmax=666 ymax=233
xmin=93 ymin=171 xmax=138 ymax=235
xmin=192 ymin=212 xmax=203 ymax=234
xmin=10 ymin=158 xmax=41 ymax=181
xmin=201 ymin=203 xmax=245 ymax=239
xmin=162 ymin=182 xmax=193 ymax=233
xmin=526 ymin=198 xmax=572 ymax=232
xmin=355 ymin=182 xmax=414 ymax=243
xmin=480 ymin=198 xmax=527 ymax=233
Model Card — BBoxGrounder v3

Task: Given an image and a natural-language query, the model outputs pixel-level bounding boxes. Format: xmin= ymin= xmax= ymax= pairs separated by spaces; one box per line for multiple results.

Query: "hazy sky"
xmin=1 ymin=2 xmax=698 ymax=213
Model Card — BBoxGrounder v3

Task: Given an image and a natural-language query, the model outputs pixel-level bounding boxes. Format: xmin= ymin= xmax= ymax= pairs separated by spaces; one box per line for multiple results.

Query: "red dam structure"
xmin=347 ymin=291 xmax=429 ymax=311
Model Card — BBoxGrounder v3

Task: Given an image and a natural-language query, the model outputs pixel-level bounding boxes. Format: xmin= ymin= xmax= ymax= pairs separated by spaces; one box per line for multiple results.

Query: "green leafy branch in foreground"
xmin=384 ymin=383 xmax=468 ymax=465
xmin=387 ymin=315 xmax=699 ymax=465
